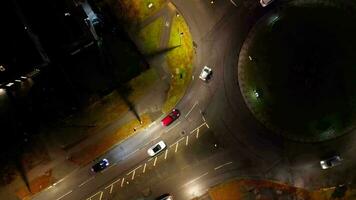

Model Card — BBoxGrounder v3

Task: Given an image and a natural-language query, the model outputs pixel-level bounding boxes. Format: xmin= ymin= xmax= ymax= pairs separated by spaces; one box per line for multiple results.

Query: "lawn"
xmin=163 ymin=15 xmax=194 ymax=113
xmin=115 ymin=0 xmax=166 ymax=25
xmin=137 ymin=17 xmax=164 ymax=54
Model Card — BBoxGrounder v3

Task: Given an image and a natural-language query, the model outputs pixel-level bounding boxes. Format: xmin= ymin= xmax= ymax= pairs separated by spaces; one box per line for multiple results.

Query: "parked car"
xmin=155 ymin=194 xmax=173 ymax=200
xmin=260 ymin=0 xmax=274 ymax=7
xmin=148 ymin=141 xmax=166 ymax=156
xmin=91 ymin=158 xmax=109 ymax=172
xmin=199 ymin=66 xmax=212 ymax=81
xmin=161 ymin=109 xmax=180 ymax=126
xmin=320 ymin=155 xmax=342 ymax=169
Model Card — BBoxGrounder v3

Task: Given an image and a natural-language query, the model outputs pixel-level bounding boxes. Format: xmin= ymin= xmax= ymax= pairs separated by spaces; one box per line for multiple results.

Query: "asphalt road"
xmin=32 ymin=0 xmax=356 ymax=200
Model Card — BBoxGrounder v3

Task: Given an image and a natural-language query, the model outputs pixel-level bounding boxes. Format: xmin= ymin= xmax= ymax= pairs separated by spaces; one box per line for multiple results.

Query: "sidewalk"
xmin=1 ymin=1 xmax=195 ymax=200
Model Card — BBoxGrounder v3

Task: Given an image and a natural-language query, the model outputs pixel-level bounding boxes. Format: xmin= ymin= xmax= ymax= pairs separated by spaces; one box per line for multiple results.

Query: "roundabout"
xmin=238 ymin=1 xmax=356 ymax=142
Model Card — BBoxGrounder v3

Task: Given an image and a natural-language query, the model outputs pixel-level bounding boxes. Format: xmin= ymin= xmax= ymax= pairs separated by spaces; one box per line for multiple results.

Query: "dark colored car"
xmin=91 ymin=158 xmax=109 ymax=172
xmin=161 ymin=109 xmax=180 ymax=126
xmin=155 ymin=194 xmax=173 ymax=200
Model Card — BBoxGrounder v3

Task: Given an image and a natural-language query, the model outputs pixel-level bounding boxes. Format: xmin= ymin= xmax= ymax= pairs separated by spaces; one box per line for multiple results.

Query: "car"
xmin=91 ymin=158 xmax=109 ymax=172
xmin=199 ymin=66 xmax=212 ymax=81
xmin=147 ymin=141 xmax=166 ymax=156
xmin=320 ymin=155 xmax=342 ymax=169
xmin=161 ymin=109 xmax=180 ymax=126
xmin=155 ymin=194 xmax=173 ymax=200
xmin=260 ymin=0 xmax=274 ymax=7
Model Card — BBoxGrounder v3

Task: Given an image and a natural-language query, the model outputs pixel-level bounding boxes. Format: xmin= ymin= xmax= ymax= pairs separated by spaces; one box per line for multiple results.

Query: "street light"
xmin=179 ymin=31 xmax=184 ymax=46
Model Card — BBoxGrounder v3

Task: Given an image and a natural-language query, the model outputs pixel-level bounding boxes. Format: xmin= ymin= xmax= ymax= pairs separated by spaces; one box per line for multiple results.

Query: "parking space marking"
xmin=105 ymin=178 xmax=120 ymax=194
xmin=153 ymin=157 xmax=158 ymax=166
xmin=87 ymin=191 xmax=103 ymax=200
xmin=202 ymin=115 xmax=206 ymax=122
xmin=214 ymin=161 xmax=233 ymax=170
xmin=121 ymin=178 xmax=125 ymax=187
xmin=185 ymin=136 xmax=189 ymax=146
xmin=127 ymin=165 xmax=142 ymax=180
xmin=196 ymin=128 xmax=199 ymax=138
xmin=79 ymin=177 xmax=94 ymax=187
xmin=205 ymin=122 xmax=210 ymax=129
xmin=185 ymin=101 xmax=198 ymax=118
xmin=190 ymin=122 xmax=206 ymax=134
xmin=57 ymin=190 xmax=72 ymax=200
xmin=164 ymin=149 xmax=169 ymax=159
xmin=175 ymin=141 xmax=179 ymax=152
xmin=165 ymin=121 xmax=181 ymax=133
xmin=142 ymin=163 xmax=147 ymax=173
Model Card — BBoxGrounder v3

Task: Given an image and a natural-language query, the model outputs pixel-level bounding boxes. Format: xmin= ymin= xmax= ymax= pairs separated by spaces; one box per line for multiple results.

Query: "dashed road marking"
xmin=127 ymin=165 xmax=142 ymax=180
xmin=105 ymin=178 xmax=120 ymax=194
xmin=164 ymin=149 xmax=168 ymax=159
xmin=79 ymin=177 xmax=94 ymax=187
xmin=183 ymin=172 xmax=209 ymax=187
xmin=196 ymin=129 xmax=200 ymax=139
xmin=175 ymin=141 xmax=179 ymax=152
xmin=126 ymin=149 xmax=139 ymax=158
xmin=214 ymin=161 xmax=233 ymax=170
xmin=101 ymin=162 xmax=117 ymax=173
xmin=56 ymin=190 xmax=72 ymax=200
xmin=185 ymin=136 xmax=189 ymax=146
xmin=143 ymin=163 xmax=147 ymax=173
xmin=185 ymin=101 xmax=198 ymax=118
xmin=121 ymin=178 xmax=125 ymax=187
xmin=153 ymin=157 xmax=158 ymax=166
xmin=190 ymin=122 xmax=207 ymax=134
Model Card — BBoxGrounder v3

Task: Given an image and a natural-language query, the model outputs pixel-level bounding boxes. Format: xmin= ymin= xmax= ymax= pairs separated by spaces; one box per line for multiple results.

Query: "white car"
xmin=199 ymin=66 xmax=212 ymax=81
xmin=147 ymin=141 xmax=166 ymax=156
xmin=260 ymin=0 xmax=274 ymax=7
xmin=320 ymin=155 xmax=342 ymax=169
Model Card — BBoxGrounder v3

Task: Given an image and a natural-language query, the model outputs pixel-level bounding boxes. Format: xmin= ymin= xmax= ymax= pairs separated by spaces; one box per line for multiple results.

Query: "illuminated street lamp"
xmin=147 ymin=2 xmax=153 ymax=8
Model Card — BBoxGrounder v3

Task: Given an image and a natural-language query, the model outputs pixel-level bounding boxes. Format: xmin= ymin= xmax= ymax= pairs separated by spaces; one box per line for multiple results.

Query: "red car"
xmin=161 ymin=109 xmax=180 ymax=126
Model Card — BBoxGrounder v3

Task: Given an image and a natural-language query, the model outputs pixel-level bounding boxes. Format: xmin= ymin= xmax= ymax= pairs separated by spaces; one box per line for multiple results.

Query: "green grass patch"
xmin=118 ymin=0 xmax=166 ymax=24
xmin=137 ymin=17 xmax=164 ymax=54
xmin=163 ymin=15 xmax=194 ymax=113
xmin=129 ymin=67 xmax=159 ymax=101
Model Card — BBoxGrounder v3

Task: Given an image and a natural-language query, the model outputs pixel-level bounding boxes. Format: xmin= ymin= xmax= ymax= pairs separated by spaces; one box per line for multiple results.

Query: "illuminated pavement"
xmin=31 ymin=0 xmax=356 ymax=200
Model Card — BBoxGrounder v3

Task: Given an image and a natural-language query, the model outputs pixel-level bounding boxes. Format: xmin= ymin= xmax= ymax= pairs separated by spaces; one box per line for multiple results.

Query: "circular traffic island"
xmin=238 ymin=1 xmax=356 ymax=142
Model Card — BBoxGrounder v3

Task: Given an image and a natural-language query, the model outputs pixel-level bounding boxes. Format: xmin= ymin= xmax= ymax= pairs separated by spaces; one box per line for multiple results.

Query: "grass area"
xmin=69 ymin=114 xmax=152 ymax=166
xmin=137 ymin=17 xmax=164 ymax=54
xmin=129 ymin=67 xmax=159 ymax=101
xmin=163 ymin=15 xmax=194 ymax=113
xmin=208 ymin=179 xmax=310 ymax=200
xmin=16 ymin=170 xmax=54 ymax=200
xmin=115 ymin=0 xmax=166 ymax=24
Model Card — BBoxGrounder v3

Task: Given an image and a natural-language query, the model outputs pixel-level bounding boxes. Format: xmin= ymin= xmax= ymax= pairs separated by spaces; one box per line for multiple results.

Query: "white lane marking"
xmin=126 ymin=148 xmax=140 ymax=158
xmin=190 ymin=122 xmax=206 ymax=134
xmin=105 ymin=178 xmax=120 ymax=194
xmin=192 ymin=75 xmax=194 ymax=80
xmin=183 ymin=172 xmax=209 ymax=187
xmin=127 ymin=165 xmax=142 ymax=180
xmin=143 ymin=163 xmax=147 ymax=173
xmin=165 ymin=121 xmax=181 ymax=133
xmin=175 ymin=141 xmax=179 ymax=152
xmin=79 ymin=177 xmax=94 ymax=187
xmin=185 ymin=136 xmax=189 ymax=146
xmin=99 ymin=191 xmax=103 ymax=200
xmin=214 ymin=161 xmax=233 ymax=170
xmin=230 ymin=0 xmax=238 ymax=7
xmin=52 ymin=167 xmax=80 ymax=187
xmin=185 ymin=101 xmax=198 ymax=118
xmin=121 ymin=178 xmax=125 ymax=187
xmin=196 ymin=128 xmax=200 ymax=139
xmin=164 ymin=149 xmax=168 ymax=159
xmin=56 ymin=190 xmax=73 ymax=200
xmin=153 ymin=157 xmax=158 ymax=166
xmin=101 ymin=162 xmax=117 ymax=173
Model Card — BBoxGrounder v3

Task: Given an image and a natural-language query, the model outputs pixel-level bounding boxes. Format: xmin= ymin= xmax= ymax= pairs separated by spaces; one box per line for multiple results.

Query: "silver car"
xmin=260 ymin=0 xmax=274 ymax=7
xmin=147 ymin=141 xmax=166 ymax=156
xmin=320 ymin=155 xmax=342 ymax=169
xmin=199 ymin=66 xmax=212 ymax=81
